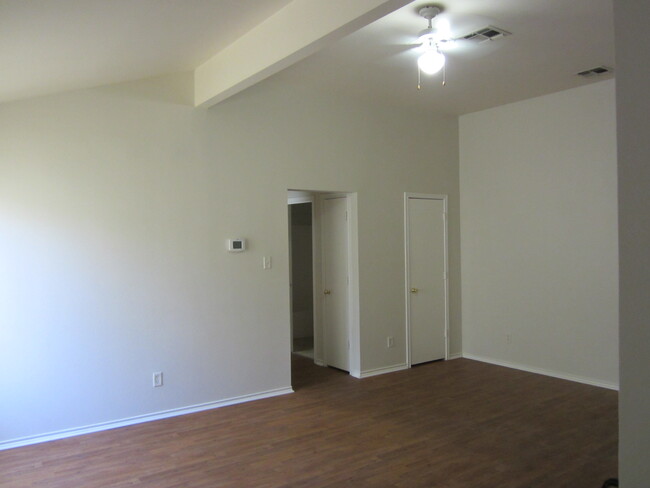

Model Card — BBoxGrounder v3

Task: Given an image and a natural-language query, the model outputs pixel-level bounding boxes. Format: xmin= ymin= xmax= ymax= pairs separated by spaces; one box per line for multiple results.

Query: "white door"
xmin=321 ymin=196 xmax=349 ymax=371
xmin=406 ymin=195 xmax=448 ymax=365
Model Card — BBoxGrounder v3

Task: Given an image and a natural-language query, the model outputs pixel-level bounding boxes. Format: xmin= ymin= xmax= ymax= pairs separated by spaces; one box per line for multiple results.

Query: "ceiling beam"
xmin=194 ymin=0 xmax=411 ymax=108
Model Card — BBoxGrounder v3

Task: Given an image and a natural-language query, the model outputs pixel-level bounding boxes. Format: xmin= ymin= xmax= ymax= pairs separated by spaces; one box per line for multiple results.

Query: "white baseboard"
xmin=0 ymin=386 xmax=294 ymax=451
xmin=447 ymin=352 xmax=462 ymax=360
xmin=359 ymin=363 xmax=408 ymax=378
xmin=462 ymin=353 xmax=619 ymax=390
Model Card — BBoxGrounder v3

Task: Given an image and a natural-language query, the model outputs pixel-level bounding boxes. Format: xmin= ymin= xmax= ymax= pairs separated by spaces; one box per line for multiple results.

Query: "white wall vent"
xmin=577 ymin=66 xmax=613 ymax=77
xmin=462 ymin=26 xmax=512 ymax=43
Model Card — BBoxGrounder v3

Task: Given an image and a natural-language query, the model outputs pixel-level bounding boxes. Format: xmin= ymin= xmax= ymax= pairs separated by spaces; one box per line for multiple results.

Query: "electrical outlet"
xmin=387 ymin=336 xmax=394 ymax=348
xmin=263 ymin=256 xmax=272 ymax=269
xmin=153 ymin=372 xmax=163 ymax=388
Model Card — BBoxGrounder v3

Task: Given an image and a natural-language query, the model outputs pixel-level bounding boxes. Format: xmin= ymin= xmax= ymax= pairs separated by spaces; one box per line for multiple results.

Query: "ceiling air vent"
xmin=577 ymin=66 xmax=613 ymax=77
xmin=462 ymin=26 xmax=512 ymax=43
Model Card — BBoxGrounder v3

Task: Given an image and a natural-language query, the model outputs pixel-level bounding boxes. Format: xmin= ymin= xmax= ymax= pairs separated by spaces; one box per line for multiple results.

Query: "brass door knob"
xmin=410 ymin=288 xmax=419 ymax=294
xmin=324 ymin=289 xmax=331 ymax=295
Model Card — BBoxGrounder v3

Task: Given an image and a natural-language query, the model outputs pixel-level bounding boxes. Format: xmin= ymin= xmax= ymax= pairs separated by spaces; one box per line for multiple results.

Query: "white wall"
xmin=0 ymin=72 xmax=460 ymax=446
xmin=459 ymin=80 xmax=618 ymax=388
xmin=614 ymin=1 xmax=650 ymax=484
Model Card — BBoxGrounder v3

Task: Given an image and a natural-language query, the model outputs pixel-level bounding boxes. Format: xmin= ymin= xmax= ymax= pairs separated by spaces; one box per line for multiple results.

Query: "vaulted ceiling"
xmin=0 ymin=0 xmax=292 ymax=102
xmin=0 ymin=0 xmax=614 ymax=115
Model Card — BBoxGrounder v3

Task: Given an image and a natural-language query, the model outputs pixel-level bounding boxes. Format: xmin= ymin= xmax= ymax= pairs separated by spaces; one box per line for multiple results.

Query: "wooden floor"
xmin=1 ymin=357 xmax=617 ymax=487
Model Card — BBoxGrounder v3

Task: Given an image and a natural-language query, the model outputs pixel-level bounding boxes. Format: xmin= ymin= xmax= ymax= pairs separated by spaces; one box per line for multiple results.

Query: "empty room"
xmin=1 ymin=0 xmax=648 ymax=487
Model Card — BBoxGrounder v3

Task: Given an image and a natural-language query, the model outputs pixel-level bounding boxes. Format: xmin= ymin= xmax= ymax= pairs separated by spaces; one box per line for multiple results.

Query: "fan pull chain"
xmin=417 ymin=67 xmax=421 ymax=90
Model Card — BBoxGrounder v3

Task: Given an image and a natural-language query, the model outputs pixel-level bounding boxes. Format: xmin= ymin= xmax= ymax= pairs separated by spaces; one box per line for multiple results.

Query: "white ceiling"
xmin=274 ymin=0 xmax=615 ymax=115
xmin=0 ymin=0 xmax=614 ymax=115
xmin=0 ymin=0 xmax=291 ymax=103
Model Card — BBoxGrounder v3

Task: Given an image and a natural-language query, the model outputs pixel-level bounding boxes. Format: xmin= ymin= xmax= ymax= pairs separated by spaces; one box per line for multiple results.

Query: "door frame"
xmin=404 ymin=193 xmax=450 ymax=367
xmin=287 ymin=190 xmax=360 ymax=378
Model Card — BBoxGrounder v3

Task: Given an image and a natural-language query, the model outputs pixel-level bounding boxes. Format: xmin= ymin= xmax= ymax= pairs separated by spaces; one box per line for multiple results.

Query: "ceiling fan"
xmin=416 ymin=6 xmax=450 ymax=79
xmin=413 ymin=5 xmax=511 ymax=89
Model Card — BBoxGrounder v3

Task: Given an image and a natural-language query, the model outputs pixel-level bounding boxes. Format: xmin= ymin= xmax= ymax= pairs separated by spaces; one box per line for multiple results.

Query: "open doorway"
xmin=289 ymin=200 xmax=314 ymax=359
xmin=288 ymin=190 xmax=361 ymax=382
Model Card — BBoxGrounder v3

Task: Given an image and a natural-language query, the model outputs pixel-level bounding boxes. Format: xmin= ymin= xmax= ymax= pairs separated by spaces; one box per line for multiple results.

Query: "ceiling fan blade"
xmin=383 ymin=43 xmax=420 ymax=55
xmin=439 ymin=38 xmax=503 ymax=61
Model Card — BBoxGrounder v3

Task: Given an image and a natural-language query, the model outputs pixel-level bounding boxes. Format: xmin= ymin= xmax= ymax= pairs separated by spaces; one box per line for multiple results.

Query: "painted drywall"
xmin=194 ymin=0 xmax=411 ymax=106
xmin=0 ymin=71 xmax=459 ymax=445
xmin=614 ymin=1 xmax=650 ymax=484
xmin=459 ymin=80 xmax=618 ymax=388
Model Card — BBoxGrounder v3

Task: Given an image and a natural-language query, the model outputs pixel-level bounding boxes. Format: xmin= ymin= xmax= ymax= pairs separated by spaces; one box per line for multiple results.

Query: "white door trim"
xmin=346 ymin=193 xmax=361 ymax=378
xmin=291 ymin=192 xmax=358 ymax=377
xmin=288 ymin=204 xmax=294 ymax=352
xmin=404 ymin=193 xmax=450 ymax=367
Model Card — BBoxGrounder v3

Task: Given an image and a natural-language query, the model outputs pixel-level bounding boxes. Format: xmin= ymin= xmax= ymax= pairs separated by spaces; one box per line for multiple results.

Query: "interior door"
xmin=321 ymin=196 xmax=349 ymax=371
xmin=406 ymin=196 xmax=447 ymax=365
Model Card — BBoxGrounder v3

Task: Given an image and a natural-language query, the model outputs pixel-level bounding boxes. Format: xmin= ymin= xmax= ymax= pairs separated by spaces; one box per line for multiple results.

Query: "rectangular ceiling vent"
xmin=462 ymin=26 xmax=512 ymax=43
xmin=577 ymin=66 xmax=613 ymax=77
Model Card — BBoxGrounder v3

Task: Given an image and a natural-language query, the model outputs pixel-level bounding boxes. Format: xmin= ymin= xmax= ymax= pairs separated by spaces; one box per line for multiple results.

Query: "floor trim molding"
xmin=462 ymin=353 xmax=619 ymax=390
xmin=1 ymin=386 xmax=294 ymax=451
xmin=360 ymin=363 xmax=408 ymax=378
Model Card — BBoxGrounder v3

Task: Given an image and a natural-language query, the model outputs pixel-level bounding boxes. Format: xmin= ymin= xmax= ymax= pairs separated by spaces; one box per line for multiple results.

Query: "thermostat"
xmin=227 ymin=238 xmax=246 ymax=252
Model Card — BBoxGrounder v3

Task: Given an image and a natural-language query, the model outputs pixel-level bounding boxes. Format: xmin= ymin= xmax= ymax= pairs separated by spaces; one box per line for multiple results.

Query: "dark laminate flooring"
xmin=0 ymin=356 xmax=617 ymax=487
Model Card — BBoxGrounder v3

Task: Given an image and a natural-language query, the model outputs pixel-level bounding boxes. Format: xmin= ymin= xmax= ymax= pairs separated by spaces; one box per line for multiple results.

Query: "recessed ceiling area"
xmin=272 ymin=0 xmax=615 ymax=115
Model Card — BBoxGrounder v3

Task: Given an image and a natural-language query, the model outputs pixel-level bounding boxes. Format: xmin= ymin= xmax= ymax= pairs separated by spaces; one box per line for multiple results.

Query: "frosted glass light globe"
xmin=418 ymin=50 xmax=445 ymax=75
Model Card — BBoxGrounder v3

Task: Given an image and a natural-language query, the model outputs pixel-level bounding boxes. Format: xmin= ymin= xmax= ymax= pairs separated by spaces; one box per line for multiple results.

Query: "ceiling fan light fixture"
xmin=418 ymin=49 xmax=445 ymax=75
xmin=416 ymin=5 xmax=447 ymax=81
xmin=417 ymin=28 xmax=437 ymax=44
